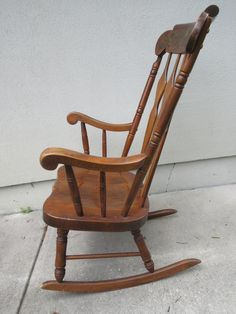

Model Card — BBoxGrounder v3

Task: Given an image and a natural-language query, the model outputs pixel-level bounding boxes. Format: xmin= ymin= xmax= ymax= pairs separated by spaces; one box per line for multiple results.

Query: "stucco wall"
xmin=0 ymin=0 xmax=235 ymax=187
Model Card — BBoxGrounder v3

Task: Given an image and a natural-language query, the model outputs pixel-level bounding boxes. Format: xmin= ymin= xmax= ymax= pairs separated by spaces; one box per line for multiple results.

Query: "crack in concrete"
xmin=0 ymin=209 xmax=41 ymax=217
xmin=16 ymin=225 xmax=48 ymax=314
xmin=165 ymin=163 xmax=175 ymax=192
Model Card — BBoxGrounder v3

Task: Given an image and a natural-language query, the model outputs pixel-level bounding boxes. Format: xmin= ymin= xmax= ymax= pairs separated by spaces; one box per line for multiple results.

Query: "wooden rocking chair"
xmin=40 ymin=5 xmax=219 ymax=292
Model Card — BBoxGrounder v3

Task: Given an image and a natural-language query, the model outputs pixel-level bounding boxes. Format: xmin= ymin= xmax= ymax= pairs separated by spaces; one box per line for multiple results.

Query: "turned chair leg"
xmin=132 ymin=230 xmax=154 ymax=273
xmin=55 ymin=229 xmax=69 ymax=282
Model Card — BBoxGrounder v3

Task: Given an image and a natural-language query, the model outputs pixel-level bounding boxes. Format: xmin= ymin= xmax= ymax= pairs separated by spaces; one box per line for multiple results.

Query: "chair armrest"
xmin=67 ymin=112 xmax=132 ymax=132
xmin=40 ymin=147 xmax=147 ymax=172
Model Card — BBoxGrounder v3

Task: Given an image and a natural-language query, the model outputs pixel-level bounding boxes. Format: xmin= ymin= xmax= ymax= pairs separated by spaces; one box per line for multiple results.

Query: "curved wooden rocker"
xmin=42 ymin=259 xmax=200 ymax=293
xmin=148 ymin=208 xmax=177 ymax=220
xmin=40 ymin=5 xmax=218 ymax=293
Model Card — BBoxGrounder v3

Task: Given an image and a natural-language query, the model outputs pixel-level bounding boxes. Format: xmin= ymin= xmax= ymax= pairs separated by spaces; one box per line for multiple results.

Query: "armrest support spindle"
xmin=81 ymin=122 xmax=90 ymax=154
xmin=100 ymin=130 xmax=107 ymax=217
xmin=64 ymin=165 xmax=84 ymax=216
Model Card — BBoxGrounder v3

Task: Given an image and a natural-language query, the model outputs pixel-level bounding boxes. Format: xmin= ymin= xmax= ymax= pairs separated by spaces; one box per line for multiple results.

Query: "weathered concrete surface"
xmin=18 ymin=184 xmax=236 ymax=314
xmin=0 ymin=211 xmax=44 ymax=314
xmin=0 ymin=180 xmax=53 ymax=215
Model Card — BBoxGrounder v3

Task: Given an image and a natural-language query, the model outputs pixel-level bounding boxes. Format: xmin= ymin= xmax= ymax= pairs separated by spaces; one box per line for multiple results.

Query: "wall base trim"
xmin=1 ymin=155 xmax=235 ymax=215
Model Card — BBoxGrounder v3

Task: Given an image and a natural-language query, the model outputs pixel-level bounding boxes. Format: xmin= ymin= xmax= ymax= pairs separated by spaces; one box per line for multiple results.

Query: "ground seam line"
xmin=16 ymin=224 xmax=48 ymax=314
xmin=165 ymin=163 xmax=175 ymax=192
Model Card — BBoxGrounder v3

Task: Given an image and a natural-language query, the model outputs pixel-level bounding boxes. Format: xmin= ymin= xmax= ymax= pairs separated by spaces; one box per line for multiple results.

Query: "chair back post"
xmin=122 ymin=56 xmax=162 ymax=157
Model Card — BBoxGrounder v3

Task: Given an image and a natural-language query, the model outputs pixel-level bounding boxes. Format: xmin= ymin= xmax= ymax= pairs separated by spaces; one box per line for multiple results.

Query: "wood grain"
xmin=43 ymin=167 xmax=149 ymax=231
xmin=142 ymin=54 xmax=171 ymax=152
xmin=67 ymin=112 xmax=132 ymax=131
xmin=40 ymin=147 xmax=147 ymax=172
xmin=42 ymin=259 xmax=201 ymax=292
xmin=64 ymin=165 xmax=83 ymax=216
xmin=81 ymin=122 xmax=89 ymax=154
xmin=100 ymin=129 xmax=107 ymax=217
xmin=66 ymin=252 xmax=140 ymax=260
xmin=55 ymin=229 xmax=68 ymax=282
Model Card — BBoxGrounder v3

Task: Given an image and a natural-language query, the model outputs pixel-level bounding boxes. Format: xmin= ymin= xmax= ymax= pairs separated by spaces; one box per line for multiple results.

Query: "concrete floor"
xmin=0 ymin=184 xmax=236 ymax=314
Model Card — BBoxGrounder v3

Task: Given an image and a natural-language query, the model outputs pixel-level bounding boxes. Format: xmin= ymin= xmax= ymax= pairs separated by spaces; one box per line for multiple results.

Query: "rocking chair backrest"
xmin=121 ymin=5 xmax=219 ymax=216
xmin=58 ymin=6 xmax=218 ymax=219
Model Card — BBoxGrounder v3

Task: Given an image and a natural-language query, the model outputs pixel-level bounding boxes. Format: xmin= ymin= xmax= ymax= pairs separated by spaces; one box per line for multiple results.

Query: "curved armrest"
xmin=40 ymin=147 xmax=147 ymax=172
xmin=67 ymin=112 xmax=132 ymax=132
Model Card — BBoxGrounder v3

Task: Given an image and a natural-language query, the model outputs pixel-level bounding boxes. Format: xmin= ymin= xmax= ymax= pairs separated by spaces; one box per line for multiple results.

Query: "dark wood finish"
xmin=42 ymin=259 xmax=201 ymax=292
xmin=55 ymin=229 xmax=68 ymax=282
xmin=122 ymin=130 xmax=163 ymax=217
xmin=43 ymin=168 xmax=149 ymax=232
xmin=141 ymin=54 xmax=181 ymax=202
xmin=155 ymin=5 xmax=219 ymax=56
xmin=81 ymin=122 xmax=89 ymax=154
xmin=162 ymin=54 xmax=181 ymax=106
xmin=68 ymin=112 xmax=132 ymax=131
xmin=64 ymin=165 xmax=83 ymax=216
xmin=66 ymin=252 xmax=140 ymax=260
xmin=40 ymin=147 xmax=147 ymax=172
xmin=100 ymin=171 xmax=106 ymax=217
xmin=141 ymin=54 xmax=171 ymax=153
xmin=148 ymin=208 xmax=177 ymax=220
xmin=132 ymin=230 xmax=154 ymax=273
xmin=40 ymin=5 xmax=218 ymax=292
xmin=100 ymin=129 xmax=107 ymax=217
xmin=102 ymin=129 xmax=107 ymax=157
xmin=142 ymin=128 xmax=168 ymax=205
xmin=122 ymin=57 xmax=161 ymax=157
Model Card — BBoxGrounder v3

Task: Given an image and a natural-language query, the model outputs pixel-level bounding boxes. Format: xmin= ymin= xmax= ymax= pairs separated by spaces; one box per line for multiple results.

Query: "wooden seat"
xmin=40 ymin=5 xmax=219 ymax=292
xmin=43 ymin=167 xmax=148 ymax=232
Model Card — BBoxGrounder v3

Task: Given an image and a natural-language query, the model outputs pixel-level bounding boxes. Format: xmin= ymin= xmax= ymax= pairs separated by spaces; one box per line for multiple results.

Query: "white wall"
xmin=0 ymin=0 xmax=235 ymax=187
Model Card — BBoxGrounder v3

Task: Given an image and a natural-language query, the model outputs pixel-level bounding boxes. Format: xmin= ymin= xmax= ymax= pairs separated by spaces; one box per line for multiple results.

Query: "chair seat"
xmin=43 ymin=166 xmax=149 ymax=231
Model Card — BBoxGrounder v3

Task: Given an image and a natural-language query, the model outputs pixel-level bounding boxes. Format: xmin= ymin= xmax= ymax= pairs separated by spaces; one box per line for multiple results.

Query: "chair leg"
xmin=55 ymin=229 xmax=69 ymax=282
xmin=132 ymin=230 xmax=154 ymax=273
